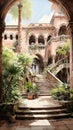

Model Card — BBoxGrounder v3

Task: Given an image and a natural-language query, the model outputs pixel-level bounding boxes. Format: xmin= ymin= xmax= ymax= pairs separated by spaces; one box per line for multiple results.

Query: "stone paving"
xmin=0 ymin=96 xmax=73 ymax=130
xmin=18 ymin=96 xmax=60 ymax=108
xmin=0 ymin=118 xmax=73 ymax=130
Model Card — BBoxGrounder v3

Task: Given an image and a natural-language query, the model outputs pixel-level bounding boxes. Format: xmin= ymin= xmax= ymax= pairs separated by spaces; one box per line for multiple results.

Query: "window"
xmin=10 ymin=34 xmax=13 ymax=40
xmin=4 ymin=34 xmax=7 ymax=40
xmin=15 ymin=34 xmax=18 ymax=40
xmin=29 ymin=35 xmax=36 ymax=45
xmin=38 ymin=35 xmax=44 ymax=45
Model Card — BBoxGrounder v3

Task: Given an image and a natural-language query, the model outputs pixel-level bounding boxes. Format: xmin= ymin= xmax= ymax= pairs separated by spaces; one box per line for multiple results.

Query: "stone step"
xmin=15 ymin=96 xmax=70 ymax=120
xmin=16 ymin=113 xmax=71 ymax=120
xmin=39 ymin=93 xmax=52 ymax=96
xmin=18 ymin=105 xmax=64 ymax=110
xmin=15 ymin=108 xmax=68 ymax=115
xmin=39 ymin=92 xmax=50 ymax=96
xmin=35 ymin=73 xmax=56 ymax=95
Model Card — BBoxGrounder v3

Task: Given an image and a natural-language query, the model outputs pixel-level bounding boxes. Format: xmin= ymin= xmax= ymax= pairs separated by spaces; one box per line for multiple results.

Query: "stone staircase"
xmin=50 ymin=63 xmax=69 ymax=75
xmin=35 ymin=74 xmax=54 ymax=96
xmin=15 ymin=96 xmax=71 ymax=120
xmin=49 ymin=56 xmax=69 ymax=76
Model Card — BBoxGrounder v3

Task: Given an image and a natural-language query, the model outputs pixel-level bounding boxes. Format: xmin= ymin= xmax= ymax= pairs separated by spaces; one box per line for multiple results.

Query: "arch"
xmin=15 ymin=34 xmax=18 ymax=40
xmin=4 ymin=34 xmax=7 ymax=40
xmin=1 ymin=0 xmax=19 ymax=20
xmin=58 ymin=25 xmax=67 ymax=35
xmin=0 ymin=0 xmax=72 ymax=87
xmin=32 ymin=54 xmax=44 ymax=73
xmin=47 ymin=35 xmax=52 ymax=42
xmin=29 ymin=35 xmax=36 ymax=45
xmin=36 ymin=54 xmax=44 ymax=69
xmin=49 ymin=0 xmax=70 ymax=21
xmin=38 ymin=35 xmax=45 ymax=45
xmin=10 ymin=34 xmax=13 ymax=40
xmin=1 ymin=0 xmax=70 ymax=23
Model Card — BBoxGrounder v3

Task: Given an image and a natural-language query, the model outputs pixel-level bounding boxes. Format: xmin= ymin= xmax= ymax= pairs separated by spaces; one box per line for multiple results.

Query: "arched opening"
xmin=32 ymin=54 xmax=44 ymax=74
xmin=48 ymin=57 xmax=52 ymax=65
xmin=47 ymin=35 xmax=52 ymax=42
xmin=15 ymin=34 xmax=18 ymax=40
xmin=0 ymin=0 xmax=73 ymax=103
xmin=38 ymin=35 xmax=45 ymax=45
xmin=4 ymin=34 xmax=7 ymax=40
xmin=58 ymin=25 xmax=67 ymax=35
xmin=29 ymin=35 xmax=36 ymax=45
xmin=56 ymin=68 xmax=70 ymax=84
xmin=10 ymin=34 xmax=13 ymax=40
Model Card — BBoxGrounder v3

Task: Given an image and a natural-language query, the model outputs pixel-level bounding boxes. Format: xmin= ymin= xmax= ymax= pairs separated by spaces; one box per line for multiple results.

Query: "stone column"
xmin=52 ymin=55 xmax=55 ymax=65
xmin=68 ymin=21 xmax=73 ymax=89
xmin=36 ymin=37 xmax=38 ymax=45
xmin=0 ymin=20 xmax=5 ymax=102
xmin=44 ymin=38 xmax=47 ymax=45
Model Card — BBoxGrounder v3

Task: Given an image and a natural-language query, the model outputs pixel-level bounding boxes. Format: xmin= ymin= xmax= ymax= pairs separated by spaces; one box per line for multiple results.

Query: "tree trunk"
xmin=17 ymin=2 xmax=22 ymax=53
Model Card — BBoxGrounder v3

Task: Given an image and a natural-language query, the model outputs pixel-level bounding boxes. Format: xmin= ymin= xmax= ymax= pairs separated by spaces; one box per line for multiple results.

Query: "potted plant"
xmin=2 ymin=46 xmax=23 ymax=122
xmin=25 ymin=81 xmax=38 ymax=99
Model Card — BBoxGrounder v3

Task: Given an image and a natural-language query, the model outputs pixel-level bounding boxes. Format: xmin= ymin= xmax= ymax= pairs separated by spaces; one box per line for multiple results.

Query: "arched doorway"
xmin=32 ymin=54 xmax=44 ymax=74
xmin=0 ymin=0 xmax=73 ymax=102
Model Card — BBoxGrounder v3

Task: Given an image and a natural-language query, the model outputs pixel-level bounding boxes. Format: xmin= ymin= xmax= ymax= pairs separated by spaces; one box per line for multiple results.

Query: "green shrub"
xmin=25 ymin=81 xmax=38 ymax=94
xmin=51 ymin=83 xmax=70 ymax=100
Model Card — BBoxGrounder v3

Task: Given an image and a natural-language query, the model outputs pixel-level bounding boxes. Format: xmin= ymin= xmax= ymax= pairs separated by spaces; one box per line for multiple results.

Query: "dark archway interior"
xmin=29 ymin=35 xmax=36 ymax=45
xmin=48 ymin=57 xmax=52 ymax=65
xmin=38 ymin=35 xmax=45 ymax=45
xmin=58 ymin=25 xmax=67 ymax=35
xmin=56 ymin=68 xmax=70 ymax=83
xmin=47 ymin=35 xmax=52 ymax=42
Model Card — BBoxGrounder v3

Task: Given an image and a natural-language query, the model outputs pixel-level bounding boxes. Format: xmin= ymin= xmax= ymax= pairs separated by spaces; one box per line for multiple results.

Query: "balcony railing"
xmin=29 ymin=44 xmax=45 ymax=50
xmin=48 ymin=35 xmax=70 ymax=44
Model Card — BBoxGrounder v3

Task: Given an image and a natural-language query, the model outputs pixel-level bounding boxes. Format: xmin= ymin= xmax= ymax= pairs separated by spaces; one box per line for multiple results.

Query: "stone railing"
xmin=52 ymin=63 xmax=69 ymax=75
xmin=48 ymin=35 xmax=70 ymax=44
xmin=29 ymin=44 xmax=45 ymax=50
xmin=49 ymin=56 xmax=69 ymax=72
xmin=46 ymin=70 xmax=63 ymax=88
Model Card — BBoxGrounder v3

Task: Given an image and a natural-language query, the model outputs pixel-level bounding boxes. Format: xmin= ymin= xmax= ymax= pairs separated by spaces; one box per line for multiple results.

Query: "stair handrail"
xmin=52 ymin=63 xmax=69 ymax=75
xmin=49 ymin=56 xmax=69 ymax=72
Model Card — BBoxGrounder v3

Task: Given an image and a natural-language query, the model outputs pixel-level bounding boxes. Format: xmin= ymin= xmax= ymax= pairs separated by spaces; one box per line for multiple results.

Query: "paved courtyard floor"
xmin=18 ymin=96 xmax=60 ymax=108
xmin=0 ymin=96 xmax=73 ymax=130
xmin=0 ymin=118 xmax=73 ymax=130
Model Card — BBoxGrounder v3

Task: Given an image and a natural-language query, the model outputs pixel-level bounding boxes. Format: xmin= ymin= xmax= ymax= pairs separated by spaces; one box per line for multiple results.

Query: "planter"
xmin=27 ymin=93 xmax=34 ymax=99
xmin=27 ymin=93 xmax=38 ymax=99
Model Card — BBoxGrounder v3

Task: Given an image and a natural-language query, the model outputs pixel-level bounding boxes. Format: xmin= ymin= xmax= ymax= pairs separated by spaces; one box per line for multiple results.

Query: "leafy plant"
xmin=51 ymin=83 xmax=70 ymax=100
xmin=2 ymin=45 xmax=38 ymax=102
xmin=25 ymin=81 xmax=38 ymax=94
xmin=9 ymin=0 xmax=32 ymax=20
xmin=2 ymin=46 xmax=23 ymax=103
